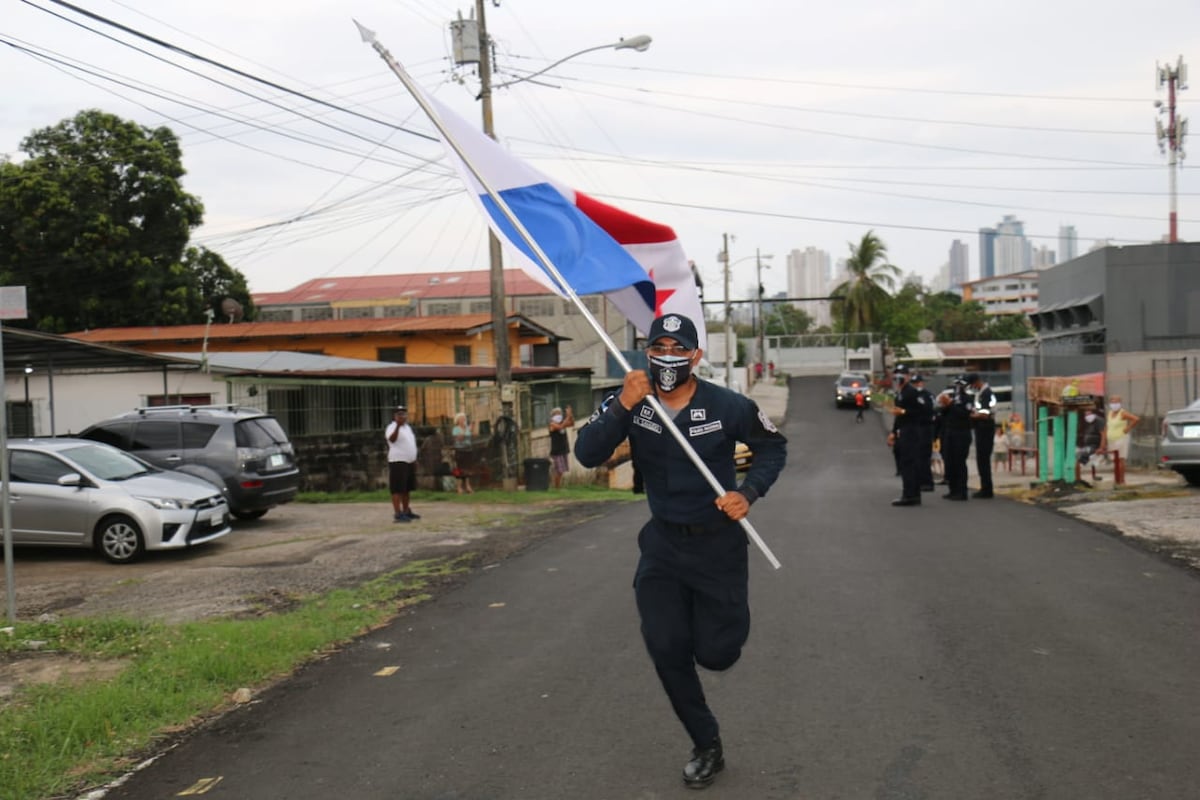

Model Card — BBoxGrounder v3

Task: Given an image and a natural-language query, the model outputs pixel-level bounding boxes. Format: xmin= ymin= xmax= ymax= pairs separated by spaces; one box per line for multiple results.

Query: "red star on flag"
xmin=650 ymin=269 xmax=675 ymax=316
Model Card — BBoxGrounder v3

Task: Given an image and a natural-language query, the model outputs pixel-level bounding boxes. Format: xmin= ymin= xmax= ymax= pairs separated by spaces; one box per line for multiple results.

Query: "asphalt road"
xmin=100 ymin=376 xmax=1200 ymax=800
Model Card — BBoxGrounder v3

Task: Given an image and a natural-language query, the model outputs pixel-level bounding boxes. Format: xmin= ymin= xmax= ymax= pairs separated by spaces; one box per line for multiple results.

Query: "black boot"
xmin=682 ymin=737 xmax=724 ymax=789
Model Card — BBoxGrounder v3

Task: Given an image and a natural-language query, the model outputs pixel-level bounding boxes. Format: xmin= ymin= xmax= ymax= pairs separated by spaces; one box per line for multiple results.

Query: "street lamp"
xmin=492 ymin=36 xmax=652 ymax=90
xmin=755 ymin=249 xmax=774 ymax=380
xmin=718 ymin=236 xmax=766 ymax=390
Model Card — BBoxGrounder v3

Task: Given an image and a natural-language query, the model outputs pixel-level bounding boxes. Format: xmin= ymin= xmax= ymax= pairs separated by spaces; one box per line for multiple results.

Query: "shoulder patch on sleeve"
xmin=758 ymin=409 xmax=778 ymax=433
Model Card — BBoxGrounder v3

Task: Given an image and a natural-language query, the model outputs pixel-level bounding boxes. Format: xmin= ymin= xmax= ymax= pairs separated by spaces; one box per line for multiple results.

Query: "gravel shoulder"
xmin=2 ymin=498 xmax=621 ymax=624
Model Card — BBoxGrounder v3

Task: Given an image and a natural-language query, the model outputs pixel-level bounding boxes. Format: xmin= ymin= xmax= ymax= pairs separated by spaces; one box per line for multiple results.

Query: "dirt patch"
xmin=0 ymin=498 xmax=620 ymax=700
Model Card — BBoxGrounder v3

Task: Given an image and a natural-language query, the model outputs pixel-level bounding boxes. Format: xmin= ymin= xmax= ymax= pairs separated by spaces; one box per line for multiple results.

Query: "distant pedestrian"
xmin=854 ymin=389 xmax=866 ymax=422
xmin=767 ymin=360 xmax=775 ymax=378
xmin=548 ymin=405 xmax=575 ymax=488
xmin=1077 ymin=406 xmax=1105 ymax=467
xmin=385 ymin=405 xmax=420 ymax=522
xmin=1105 ymin=395 xmax=1139 ymax=465
xmin=451 ymin=412 xmax=475 ymax=494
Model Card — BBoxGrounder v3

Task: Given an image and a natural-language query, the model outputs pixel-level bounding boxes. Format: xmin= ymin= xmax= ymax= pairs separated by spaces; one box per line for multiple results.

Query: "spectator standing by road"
xmin=966 ymin=373 xmax=997 ymax=498
xmin=1105 ymin=395 xmax=1140 ymax=465
xmin=548 ymin=405 xmax=574 ymax=489
xmin=385 ymin=406 xmax=420 ymax=522
xmin=1078 ymin=406 xmax=1106 ymax=467
xmin=888 ymin=364 xmax=926 ymax=506
xmin=451 ymin=412 xmax=475 ymax=494
xmin=574 ymin=313 xmax=787 ymax=789
xmin=854 ymin=389 xmax=866 ymax=422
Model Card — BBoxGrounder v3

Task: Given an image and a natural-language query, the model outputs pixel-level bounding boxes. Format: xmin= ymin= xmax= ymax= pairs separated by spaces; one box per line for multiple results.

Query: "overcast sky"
xmin=3 ymin=0 xmax=1198 ymax=303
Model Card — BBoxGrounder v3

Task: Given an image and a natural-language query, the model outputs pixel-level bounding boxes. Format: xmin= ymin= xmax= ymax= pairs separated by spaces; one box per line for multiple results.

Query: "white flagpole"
xmin=354 ymin=22 xmax=781 ymax=570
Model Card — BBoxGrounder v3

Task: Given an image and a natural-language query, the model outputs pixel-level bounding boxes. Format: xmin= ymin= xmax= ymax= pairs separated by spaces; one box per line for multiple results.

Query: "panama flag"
xmin=422 ymin=91 xmax=705 ymax=349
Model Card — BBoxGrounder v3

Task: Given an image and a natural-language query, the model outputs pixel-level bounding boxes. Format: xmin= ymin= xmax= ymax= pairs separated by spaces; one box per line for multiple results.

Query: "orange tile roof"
xmin=252 ymin=269 xmax=552 ymax=305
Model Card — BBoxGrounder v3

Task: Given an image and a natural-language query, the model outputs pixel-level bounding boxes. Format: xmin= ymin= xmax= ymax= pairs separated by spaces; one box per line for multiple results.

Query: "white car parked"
xmin=4 ymin=439 xmax=232 ymax=563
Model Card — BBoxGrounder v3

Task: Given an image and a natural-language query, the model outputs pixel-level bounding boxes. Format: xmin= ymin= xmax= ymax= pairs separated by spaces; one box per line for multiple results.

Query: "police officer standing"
xmin=888 ymin=364 xmax=926 ymax=506
xmin=574 ymin=313 xmax=787 ymax=789
xmin=938 ymin=376 xmax=973 ymax=501
xmin=911 ymin=374 xmax=936 ymax=492
xmin=966 ymin=372 xmax=997 ymax=498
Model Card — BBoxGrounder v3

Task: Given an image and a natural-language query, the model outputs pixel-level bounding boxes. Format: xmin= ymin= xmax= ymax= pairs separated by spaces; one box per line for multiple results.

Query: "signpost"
xmin=1 ymin=286 xmax=28 ymax=623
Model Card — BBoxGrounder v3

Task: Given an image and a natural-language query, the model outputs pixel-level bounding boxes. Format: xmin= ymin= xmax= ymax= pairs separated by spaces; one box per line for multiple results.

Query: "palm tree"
xmin=832 ymin=231 xmax=901 ymax=334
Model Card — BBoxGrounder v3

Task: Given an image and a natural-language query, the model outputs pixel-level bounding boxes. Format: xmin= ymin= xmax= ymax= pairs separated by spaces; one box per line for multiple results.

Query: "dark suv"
xmin=79 ymin=405 xmax=300 ymax=520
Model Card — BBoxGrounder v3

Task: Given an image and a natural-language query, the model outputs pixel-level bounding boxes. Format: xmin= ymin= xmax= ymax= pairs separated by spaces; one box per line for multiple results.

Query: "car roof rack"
xmin=134 ymin=404 xmax=254 ymax=416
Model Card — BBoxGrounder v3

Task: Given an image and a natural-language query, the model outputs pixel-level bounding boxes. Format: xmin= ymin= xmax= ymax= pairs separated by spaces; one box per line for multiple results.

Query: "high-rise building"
xmin=978 ymin=227 xmax=997 ymax=279
xmin=786 ymin=246 xmax=832 ymax=327
xmin=994 ymin=214 xmax=1028 ymax=275
xmin=1032 ymin=244 xmax=1056 ymax=269
xmin=1058 ymin=225 xmax=1078 ymax=263
xmin=949 ymin=239 xmax=969 ymax=292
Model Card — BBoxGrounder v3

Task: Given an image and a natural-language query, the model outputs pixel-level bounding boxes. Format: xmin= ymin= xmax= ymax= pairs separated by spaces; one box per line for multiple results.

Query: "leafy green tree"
xmin=986 ymin=313 xmax=1033 ymax=340
xmin=0 ymin=109 xmax=249 ymax=331
xmin=878 ymin=283 xmax=929 ymax=345
xmin=764 ymin=304 xmax=813 ymax=336
xmin=832 ymin=231 xmax=901 ymax=334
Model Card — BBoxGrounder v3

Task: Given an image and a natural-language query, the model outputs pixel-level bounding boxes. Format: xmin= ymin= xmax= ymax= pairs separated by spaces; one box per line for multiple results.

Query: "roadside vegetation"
xmin=0 ymin=485 xmax=636 ymax=800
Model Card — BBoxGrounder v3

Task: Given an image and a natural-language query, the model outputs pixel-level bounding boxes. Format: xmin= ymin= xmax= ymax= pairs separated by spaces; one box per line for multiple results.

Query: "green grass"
xmin=0 ymin=557 xmax=469 ymax=800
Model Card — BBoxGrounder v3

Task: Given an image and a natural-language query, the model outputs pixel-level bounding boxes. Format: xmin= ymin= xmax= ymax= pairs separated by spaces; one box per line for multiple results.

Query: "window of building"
xmin=469 ymin=300 xmax=492 ymax=314
xmin=426 ymin=301 xmax=462 ymax=316
xmin=382 ymin=304 xmax=417 ymax=318
xmin=340 ymin=306 xmax=375 ymax=319
xmin=561 ymin=296 xmax=602 ymax=315
xmin=518 ymin=298 xmax=556 ymax=317
xmin=378 ymin=347 xmax=407 ymax=363
xmin=257 ymin=309 xmax=294 ymax=322
xmin=454 ymin=345 xmax=472 ymax=365
xmin=301 ymin=306 xmax=334 ymax=321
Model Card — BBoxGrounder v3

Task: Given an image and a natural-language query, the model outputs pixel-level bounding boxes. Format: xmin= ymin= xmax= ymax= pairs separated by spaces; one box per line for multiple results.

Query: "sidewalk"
xmin=748 ymin=378 xmax=789 ymax=427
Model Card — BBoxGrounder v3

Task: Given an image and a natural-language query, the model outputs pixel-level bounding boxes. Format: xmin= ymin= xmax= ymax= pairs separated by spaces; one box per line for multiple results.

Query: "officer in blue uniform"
xmin=911 ymin=374 xmax=936 ymax=492
xmin=938 ymin=375 xmax=973 ymax=501
xmin=574 ymin=313 xmax=787 ymax=789
xmin=966 ymin=372 xmax=998 ymax=498
xmin=888 ymin=364 xmax=927 ymax=506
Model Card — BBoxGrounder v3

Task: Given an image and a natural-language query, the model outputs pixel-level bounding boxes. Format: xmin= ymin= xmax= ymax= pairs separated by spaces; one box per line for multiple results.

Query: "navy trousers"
xmin=634 ymin=517 xmax=750 ymax=749
xmin=894 ymin=427 xmax=921 ymax=499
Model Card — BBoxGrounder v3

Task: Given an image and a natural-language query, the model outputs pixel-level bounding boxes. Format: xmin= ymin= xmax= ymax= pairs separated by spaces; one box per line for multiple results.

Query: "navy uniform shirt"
xmin=892 ymin=382 xmax=926 ymax=431
xmin=941 ymin=386 xmax=973 ymax=430
xmin=575 ymin=379 xmax=787 ymax=527
xmin=971 ymin=384 xmax=997 ymax=431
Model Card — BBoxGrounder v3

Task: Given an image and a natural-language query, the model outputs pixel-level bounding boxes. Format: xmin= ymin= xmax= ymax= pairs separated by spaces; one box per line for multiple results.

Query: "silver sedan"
xmin=4 ymin=438 xmax=231 ymax=563
xmin=1159 ymin=398 xmax=1200 ymax=487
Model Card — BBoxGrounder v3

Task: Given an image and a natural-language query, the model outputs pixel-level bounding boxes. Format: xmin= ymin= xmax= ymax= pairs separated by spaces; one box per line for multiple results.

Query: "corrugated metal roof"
xmin=65 ymin=313 xmax=567 ymax=346
xmin=252 ymin=269 xmax=553 ymax=305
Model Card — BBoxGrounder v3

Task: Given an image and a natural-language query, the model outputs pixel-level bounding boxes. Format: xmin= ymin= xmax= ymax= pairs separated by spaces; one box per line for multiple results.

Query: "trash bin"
xmin=523 ymin=457 xmax=550 ymax=491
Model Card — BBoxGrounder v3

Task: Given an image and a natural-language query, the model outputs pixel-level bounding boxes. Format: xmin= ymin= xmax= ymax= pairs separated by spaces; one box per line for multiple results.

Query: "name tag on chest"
xmin=689 ymin=421 xmax=723 ymax=437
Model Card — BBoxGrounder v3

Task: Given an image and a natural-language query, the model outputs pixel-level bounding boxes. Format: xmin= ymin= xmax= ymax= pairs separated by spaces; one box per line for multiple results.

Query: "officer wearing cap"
xmin=938 ymin=375 xmax=973 ymax=500
xmin=574 ymin=313 xmax=787 ymax=788
xmin=888 ymin=364 xmax=926 ymax=506
xmin=911 ymin=374 xmax=936 ymax=492
xmin=965 ymin=372 xmax=997 ymax=498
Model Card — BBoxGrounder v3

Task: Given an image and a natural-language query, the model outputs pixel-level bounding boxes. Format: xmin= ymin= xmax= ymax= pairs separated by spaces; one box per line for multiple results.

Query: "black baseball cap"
xmin=963 ymin=372 xmax=980 ymax=384
xmin=647 ymin=314 xmax=699 ymax=351
xmin=893 ymin=364 xmax=909 ymax=375
xmin=911 ymin=373 xmax=924 ymax=383
xmin=394 ymin=405 xmax=408 ymax=413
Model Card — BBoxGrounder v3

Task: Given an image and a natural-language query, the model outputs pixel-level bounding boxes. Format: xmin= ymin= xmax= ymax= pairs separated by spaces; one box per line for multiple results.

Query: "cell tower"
xmin=1155 ymin=56 xmax=1188 ymax=243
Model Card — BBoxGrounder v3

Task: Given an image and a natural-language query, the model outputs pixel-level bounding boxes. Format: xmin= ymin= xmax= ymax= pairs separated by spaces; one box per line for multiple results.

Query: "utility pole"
xmin=721 ymin=233 xmax=733 ymax=389
xmin=1156 ymin=56 xmax=1189 ymax=243
xmin=453 ymin=1 xmax=515 ymax=487
xmin=755 ymin=248 xmax=769 ymax=378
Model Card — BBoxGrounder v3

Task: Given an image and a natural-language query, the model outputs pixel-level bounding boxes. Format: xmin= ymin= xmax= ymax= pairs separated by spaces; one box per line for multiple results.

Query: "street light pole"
xmin=754 ymin=249 xmax=773 ymax=379
xmin=722 ymin=233 xmax=733 ymax=389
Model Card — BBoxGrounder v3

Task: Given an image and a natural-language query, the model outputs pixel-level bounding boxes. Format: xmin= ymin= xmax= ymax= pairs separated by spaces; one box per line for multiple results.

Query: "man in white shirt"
xmin=385 ymin=406 xmax=420 ymax=522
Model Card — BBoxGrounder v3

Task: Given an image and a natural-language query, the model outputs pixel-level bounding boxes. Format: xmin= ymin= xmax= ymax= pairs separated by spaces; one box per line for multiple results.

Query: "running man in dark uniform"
xmin=574 ymin=313 xmax=787 ymax=789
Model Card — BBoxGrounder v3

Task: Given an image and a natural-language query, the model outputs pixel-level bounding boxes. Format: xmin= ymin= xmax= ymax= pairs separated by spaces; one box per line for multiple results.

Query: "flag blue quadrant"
xmin=480 ymin=182 xmax=656 ymax=310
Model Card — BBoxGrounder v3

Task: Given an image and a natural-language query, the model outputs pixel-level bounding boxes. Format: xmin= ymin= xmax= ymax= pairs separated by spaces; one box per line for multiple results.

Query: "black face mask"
xmin=648 ymin=353 xmax=693 ymax=392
